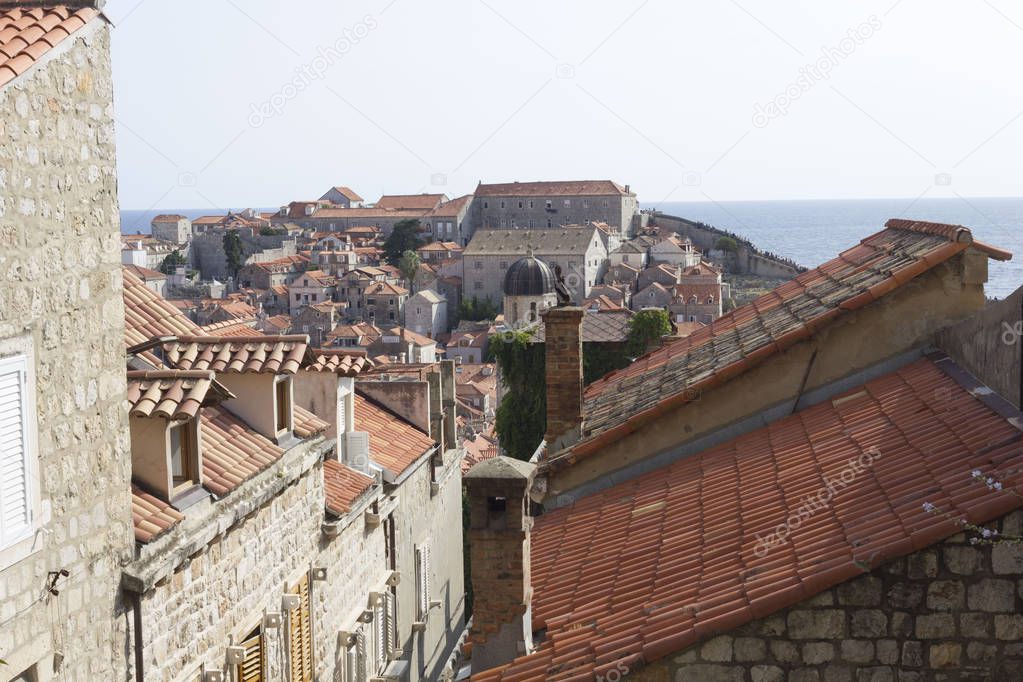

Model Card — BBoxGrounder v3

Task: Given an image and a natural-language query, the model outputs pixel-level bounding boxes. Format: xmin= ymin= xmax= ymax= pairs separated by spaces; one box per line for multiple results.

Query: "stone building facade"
xmin=0 ymin=6 xmax=134 ymax=680
xmin=150 ymin=214 xmax=191 ymax=244
xmin=634 ymin=512 xmax=1023 ymax=681
xmin=472 ymin=180 xmax=638 ymax=238
xmin=462 ymin=227 xmax=608 ymax=308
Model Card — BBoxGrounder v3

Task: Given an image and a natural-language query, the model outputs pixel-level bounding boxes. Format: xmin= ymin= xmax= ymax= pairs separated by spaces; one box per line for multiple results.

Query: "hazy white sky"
xmin=106 ymin=0 xmax=1023 ymax=210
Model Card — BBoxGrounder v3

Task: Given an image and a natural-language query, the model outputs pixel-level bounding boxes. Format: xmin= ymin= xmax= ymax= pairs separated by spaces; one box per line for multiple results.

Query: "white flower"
xmin=922 ymin=502 xmax=935 ymax=513
xmin=982 ymin=528 xmax=993 ymax=538
xmin=971 ymin=469 xmax=983 ymax=479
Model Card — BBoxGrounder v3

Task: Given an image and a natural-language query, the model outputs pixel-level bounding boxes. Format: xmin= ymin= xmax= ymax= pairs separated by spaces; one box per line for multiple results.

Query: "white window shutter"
xmin=385 ymin=591 xmax=396 ymax=657
xmin=0 ymin=356 xmax=30 ymax=548
xmin=356 ymin=628 xmax=367 ymax=681
xmin=345 ymin=640 xmax=358 ymax=682
xmin=415 ymin=544 xmax=431 ymax=620
xmin=374 ymin=601 xmax=386 ymax=671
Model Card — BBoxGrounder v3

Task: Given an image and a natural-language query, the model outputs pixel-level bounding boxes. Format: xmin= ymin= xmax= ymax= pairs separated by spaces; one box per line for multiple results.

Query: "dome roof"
xmin=504 ymin=255 xmax=556 ymax=297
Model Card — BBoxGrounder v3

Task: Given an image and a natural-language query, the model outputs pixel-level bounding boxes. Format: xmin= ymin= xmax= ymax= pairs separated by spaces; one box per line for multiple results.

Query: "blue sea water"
xmin=646 ymin=197 xmax=1023 ymax=300
xmin=119 ymin=197 xmax=1023 ymax=299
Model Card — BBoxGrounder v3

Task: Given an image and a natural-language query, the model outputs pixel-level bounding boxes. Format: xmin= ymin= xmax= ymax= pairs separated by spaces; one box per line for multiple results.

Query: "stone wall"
xmin=937 ymin=284 xmax=1022 ymax=408
xmin=190 ymin=231 xmax=297 ymax=280
xmin=135 ymin=459 xmax=326 ymax=681
xmin=651 ymin=213 xmax=802 ymax=278
xmin=633 ymin=510 xmax=1023 ymax=681
xmin=0 ymin=18 xmax=134 ymax=681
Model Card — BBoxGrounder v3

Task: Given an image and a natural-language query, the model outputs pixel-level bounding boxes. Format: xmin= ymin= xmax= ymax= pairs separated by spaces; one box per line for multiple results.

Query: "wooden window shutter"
xmin=288 ymin=573 xmax=313 ymax=682
xmin=0 ymin=355 xmax=31 ymax=548
xmin=238 ymin=628 xmax=264 ymax=682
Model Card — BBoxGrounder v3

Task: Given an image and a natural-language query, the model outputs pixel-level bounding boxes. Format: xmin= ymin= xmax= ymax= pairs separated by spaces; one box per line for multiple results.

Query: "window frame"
xmin=168 ymin=419 xmax=200 ymax=496
xmin=0 ymin=347 xmax=42 ymax=570
xmin=274 ymin=375 xmax=293 ymax=436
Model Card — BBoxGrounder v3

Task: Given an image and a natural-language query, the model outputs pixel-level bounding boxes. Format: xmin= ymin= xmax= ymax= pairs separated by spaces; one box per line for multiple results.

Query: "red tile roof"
xmin=355 ymin=393 xmax=435 ymax=475
xmin=323 ymin=459 xmax=375 ymax=515
xmin=124 ymin=263 xmax=167 ymax=280
xmin=126 ymin=370 xmax=232 ymax=421
xmin=0 ymin=3 xmax=101 ymax=89
xmin=475 ymin=180 xmax=632 ymax=197
xmin=199 ymin=405 xmax=285 ymax=497
xmin=123 ymin=270 xmax=202 ymax=359
xmin=198 ymin=320 xmax=258 ymax=338
xmin=474 ymin=357 xmax=1023 ymax=681
xmin=162 ymin=335 xmax=311 ymax=375
xmin=131 ymin=484 xmax=184 ymax=543
xmin=375 ymin=193 xmax=446 ymax=210
xmin=429 ymin=194 xmax=473 ymax=217
xmin=567 ymin=219 xmax=1012 ymax=467
xmin=306 ymin=349 xmax=372 ymax=375
xmin=293 ymin=404 xmax=330 ymax=439
xmin=331 ymin=186 xmax=364 ymax=202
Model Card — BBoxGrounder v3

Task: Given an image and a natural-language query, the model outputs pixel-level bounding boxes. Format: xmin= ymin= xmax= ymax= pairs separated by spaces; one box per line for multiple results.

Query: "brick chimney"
xmin=465 ymin=456 xmax=536 ymax=672
xmin=542 ymin=306 xmax=584 ymax=451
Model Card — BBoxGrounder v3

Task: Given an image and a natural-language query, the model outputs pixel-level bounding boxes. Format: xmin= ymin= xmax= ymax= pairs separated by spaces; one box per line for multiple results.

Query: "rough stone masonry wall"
xmin=631 ymin=510 xmax=1023 ymax=682
xmin=0 ymin=20 xmax=134 ymax=681
xmin=138 ymin=463 xmax=325 ymax=682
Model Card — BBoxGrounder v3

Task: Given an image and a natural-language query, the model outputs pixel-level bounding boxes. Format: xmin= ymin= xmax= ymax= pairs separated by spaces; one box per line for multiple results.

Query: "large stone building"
xmin=0 ymin=4 xmax=134 ymax=679
xmin=468 ymin=219 xmax=1023 ymax=680
xmin=472 ymin=180 xmax=639 ymax=237
xmin=150 ymin=214 xmax=191 ymax=244
xmin=462 ymin=227 xmax=608 ymax=308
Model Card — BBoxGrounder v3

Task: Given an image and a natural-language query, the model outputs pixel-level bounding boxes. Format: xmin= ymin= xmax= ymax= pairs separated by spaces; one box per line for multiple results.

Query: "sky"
xmin=106 ymin=0 xmax=1023 ymax=210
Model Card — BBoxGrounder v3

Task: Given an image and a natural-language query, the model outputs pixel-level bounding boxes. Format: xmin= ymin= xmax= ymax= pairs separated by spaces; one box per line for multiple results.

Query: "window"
xmin=517 ymin=201 xmax=523 ymax=209
xmin=388 ymin=312 xmax=395 ymax=320
xmin=366 ymin=298 xmax=376 ymax=306
xmin=563 ymin=199 xmax=571 ymax=207
xmin=546 ymin=219 xmax=553 ymax=228
xmin=0 ymin=354 xmax=35 ymax=552
xmin=236 ymin=625 xmax=264 ymax=682
xmin=295 ymin=294 xmax=301 ymax=301
xmin=415 ymin=544 xmax=431 ymax=621
xmin=473 ymin=281 xmax=483 ymax=290
xmin=345 ymin=628 xmax=367 ymax=682
xmin=583 ymin=200 xmax=589 ymax=208
xmin=275 ymin=377 xmax=291 ymax=434
xmin=416 ymin=307 xmax=422 ymax=315
xmin=603 ymin=200 xmax=609 ymax=208
xmin=528 ymin=200 xmax=534 ymax=209
xmin=545 ymin=200 xmax=552 ymax=209
xmin=311 ymin=294 xmax=317 ymax=302
xmin=474 ymin=260 xmax=483 ymax=270
xmin=499 ymin=200 xmax=505 ymax=209
xmin=499 ymin=261 xmax=508 ymax=269
xmin=528 ymin=219 xmax=535 ymax=229
xmin=483 ymin=201 xmax=488 ymax=209
xmin=289 ymin=574 xmax=313 ymax=682
xmin=168 ymin=422 xmax=198 ymax=493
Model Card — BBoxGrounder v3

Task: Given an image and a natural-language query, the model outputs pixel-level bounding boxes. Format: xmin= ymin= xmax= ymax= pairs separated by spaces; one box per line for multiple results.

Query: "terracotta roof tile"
xmin=474 ymin=357 xmax=1023 ymax=680
xmin=161 ymin=335 xmax=311 ymax=375
xmin=306 ymin=349 xmax=372 ymax=375
xmin=0 ymin=4 xmax=100 ymax=90
xmin=200 ymin=405 xmax=284 ymax=497
xmin=126 ymin=369 xmax=232 ymax=421
xmin=355 ymin=393 xmax=435 ymax=475
xmin=293 ymin=404 xmax=330 ymax=439
xmin=197 ymin=320 xmax=258 ymax=337
xmin=475 ymin=180 xmax=632 ymax=197
xmin=330 ymin=186 xmax=364 ymax=202
xmin=375 ymin=193 xmax=445 ymax=210
xmin=323 ymin=459 xmax=375 ymax=515
xmin=131 ymin=484 xmax=184 ymax=543
xmin=123 ymin=269 xmax=203 ymax=349
xmin=567 ymin=219 xmax=1010 ymax=465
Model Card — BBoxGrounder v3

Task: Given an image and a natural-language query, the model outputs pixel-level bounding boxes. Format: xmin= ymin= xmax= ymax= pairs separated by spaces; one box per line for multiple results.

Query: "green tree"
xmin=456 ymin=296 xmax=499 ymax=323
xmin=715 ymin=236 xmax=739 ymax=253
xmin=223 ymin=230 xmax=244 ymax=279
xmin=398 ymin=249 xmax=421 ymax=293
xmin=626 ymin=308 xmax=672 ymax=357
xmin=159 ymin=249 xmax=187 ymax=275
xmin=383 ymin=219 xmax=425 ymax=266
xmin=491 ymin=329 xmax=546 ymax=461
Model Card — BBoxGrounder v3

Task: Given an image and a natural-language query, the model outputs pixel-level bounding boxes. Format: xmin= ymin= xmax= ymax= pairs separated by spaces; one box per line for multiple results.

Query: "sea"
xmin=119 ymin=197 xmax=1023 ymax=300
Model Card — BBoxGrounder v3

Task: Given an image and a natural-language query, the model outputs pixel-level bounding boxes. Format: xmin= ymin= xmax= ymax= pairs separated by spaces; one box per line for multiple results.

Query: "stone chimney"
xmin=542 ymin=306 xmax=584 ymax=451
xmin=465 ymin=457 xmax=536 ymax=672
